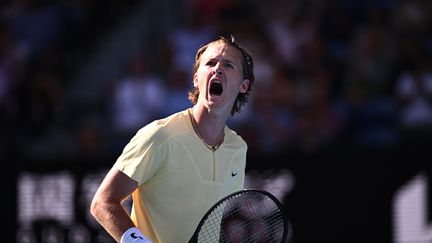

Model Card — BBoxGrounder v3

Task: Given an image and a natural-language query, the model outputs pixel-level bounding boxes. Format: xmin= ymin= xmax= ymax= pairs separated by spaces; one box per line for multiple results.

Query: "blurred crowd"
xmin=2 ymin=0 xmax=432 ymax=163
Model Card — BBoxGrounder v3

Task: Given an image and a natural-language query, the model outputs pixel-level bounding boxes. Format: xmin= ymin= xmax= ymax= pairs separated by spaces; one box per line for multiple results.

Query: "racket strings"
xmin=220 ymin=206 xmax=285 ymax=242
xmin=221 ymin=217 xmax=284 ymax=243
xmin=198 ymin=192 xmax=286 ymax=242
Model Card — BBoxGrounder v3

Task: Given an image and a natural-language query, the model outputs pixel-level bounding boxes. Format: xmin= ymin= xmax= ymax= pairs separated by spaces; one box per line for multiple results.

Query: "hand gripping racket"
xmin=189 ymin=189 xmax=292 ymax=243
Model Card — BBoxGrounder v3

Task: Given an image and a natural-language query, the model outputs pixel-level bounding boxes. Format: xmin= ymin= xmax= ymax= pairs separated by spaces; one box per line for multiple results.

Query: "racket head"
xmin=189 ymin=189 xmax=291 ymax=243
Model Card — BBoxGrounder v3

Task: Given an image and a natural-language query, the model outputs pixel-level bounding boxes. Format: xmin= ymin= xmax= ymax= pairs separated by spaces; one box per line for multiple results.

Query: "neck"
xmin=189 ymin=107 xmax=226 ymax=149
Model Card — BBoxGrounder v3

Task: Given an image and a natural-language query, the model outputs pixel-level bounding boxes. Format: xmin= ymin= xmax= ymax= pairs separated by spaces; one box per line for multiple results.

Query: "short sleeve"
xmin=114 ymin=127 xmax=166 ymax=185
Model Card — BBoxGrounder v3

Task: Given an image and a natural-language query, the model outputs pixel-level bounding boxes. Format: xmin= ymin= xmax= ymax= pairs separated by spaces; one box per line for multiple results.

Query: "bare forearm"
xmin=91 ymin=167 xmax=142 ymax=242
xmin=92 ymin=201 xmax=136 ymax=242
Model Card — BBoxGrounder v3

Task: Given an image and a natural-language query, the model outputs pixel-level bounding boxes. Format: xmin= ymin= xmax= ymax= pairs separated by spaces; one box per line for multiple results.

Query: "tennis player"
xmin=90 ymin=35 xmax=255 ymax=243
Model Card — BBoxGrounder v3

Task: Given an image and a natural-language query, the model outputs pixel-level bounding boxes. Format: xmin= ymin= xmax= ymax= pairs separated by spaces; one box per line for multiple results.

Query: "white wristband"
xmin=121 ymin=227 xmax=152 ymax=243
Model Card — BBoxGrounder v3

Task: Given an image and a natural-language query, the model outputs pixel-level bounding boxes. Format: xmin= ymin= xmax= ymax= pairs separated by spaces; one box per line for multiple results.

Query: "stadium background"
xmin=3 ymin=0 xmax=431 ymax=242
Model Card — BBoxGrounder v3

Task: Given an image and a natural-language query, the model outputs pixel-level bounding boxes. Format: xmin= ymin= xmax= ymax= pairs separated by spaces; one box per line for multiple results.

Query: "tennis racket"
xmin=189 ymin=189 xmax=291 ymax=243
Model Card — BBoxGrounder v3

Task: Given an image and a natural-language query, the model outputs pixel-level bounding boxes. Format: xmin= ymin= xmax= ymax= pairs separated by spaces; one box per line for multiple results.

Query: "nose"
xmin=212 ymin=63 xmax=223 ymax=75
xmin=212 ymin=69 xmax=223 ymax=75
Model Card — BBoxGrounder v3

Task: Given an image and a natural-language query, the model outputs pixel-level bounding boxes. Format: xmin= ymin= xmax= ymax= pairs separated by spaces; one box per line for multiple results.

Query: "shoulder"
xmin=135 ymin=109 xmax=191 ymax=143
xmin=120 ymin=109 xmax=191 ymax=157
xmin=224 ymin=126 xmax=248 ymax=150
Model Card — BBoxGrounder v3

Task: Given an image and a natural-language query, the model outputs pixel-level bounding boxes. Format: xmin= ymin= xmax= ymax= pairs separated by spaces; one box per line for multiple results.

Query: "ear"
xmin=239 ymin=79 xmax=250 ymax=93
xmin=193 ymin=73 xmax=199 ymax=88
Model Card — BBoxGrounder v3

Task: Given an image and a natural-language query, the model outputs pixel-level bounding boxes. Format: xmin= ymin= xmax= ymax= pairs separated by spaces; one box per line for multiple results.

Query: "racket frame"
xmin=189 ymin=189 xmax=290 ymax=243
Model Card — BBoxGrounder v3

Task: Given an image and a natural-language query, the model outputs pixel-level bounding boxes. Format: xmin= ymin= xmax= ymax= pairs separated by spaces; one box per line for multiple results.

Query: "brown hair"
xmin=188 ymin=35 xmax=255 ymax=115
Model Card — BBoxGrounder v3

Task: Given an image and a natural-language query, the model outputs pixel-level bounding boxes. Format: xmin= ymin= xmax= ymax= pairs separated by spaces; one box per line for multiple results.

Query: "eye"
xmin=224 ymin=62 xmax=234 ymax=69
xmin=206 ymin=60 xmax=216 ymax=66
xmin=221 ymin=60 xmax=235 ymax=69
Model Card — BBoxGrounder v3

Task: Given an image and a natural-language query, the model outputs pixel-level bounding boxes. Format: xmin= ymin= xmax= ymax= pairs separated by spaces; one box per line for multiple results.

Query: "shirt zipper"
xmin=211 ymin=147 xmax=216 ymax=182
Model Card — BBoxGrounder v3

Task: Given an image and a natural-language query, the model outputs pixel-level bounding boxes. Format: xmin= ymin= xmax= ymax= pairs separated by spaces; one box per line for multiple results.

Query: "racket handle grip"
xmin=121 ymin=227 xmax=152 ymax=243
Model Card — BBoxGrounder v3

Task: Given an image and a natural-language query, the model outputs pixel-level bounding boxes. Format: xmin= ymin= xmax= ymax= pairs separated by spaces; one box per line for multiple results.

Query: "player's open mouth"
xmin=209 ymin=82 xmax=223 ymax=96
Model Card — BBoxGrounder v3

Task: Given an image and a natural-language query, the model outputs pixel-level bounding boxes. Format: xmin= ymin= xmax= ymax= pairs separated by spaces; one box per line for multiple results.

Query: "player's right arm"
xmin=90 ymin=167 xmax=147 ymax=242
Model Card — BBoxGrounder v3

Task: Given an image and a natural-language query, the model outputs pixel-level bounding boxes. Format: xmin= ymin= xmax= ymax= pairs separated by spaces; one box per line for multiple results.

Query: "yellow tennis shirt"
xmin=114 ymin=108 xmax=247 ymax=243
